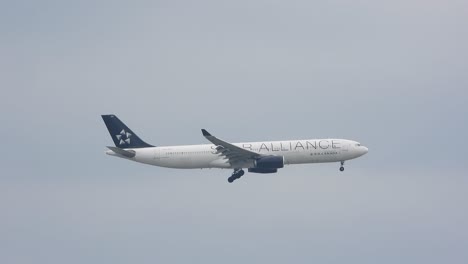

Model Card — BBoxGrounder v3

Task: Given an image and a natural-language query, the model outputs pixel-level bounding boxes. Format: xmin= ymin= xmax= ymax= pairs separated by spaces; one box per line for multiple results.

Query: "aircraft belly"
xmin=151 ymin=155 xmax=224 ymax=169
xmin=284 ymin=151 xmax=342 ymax=164
xmin=284 ymin=152 xmax=312 ymax=164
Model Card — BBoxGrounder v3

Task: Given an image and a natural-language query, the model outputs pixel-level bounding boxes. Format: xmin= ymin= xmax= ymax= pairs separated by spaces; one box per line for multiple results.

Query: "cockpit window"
xmin=356 ymin=143 xmax=361 ymax=147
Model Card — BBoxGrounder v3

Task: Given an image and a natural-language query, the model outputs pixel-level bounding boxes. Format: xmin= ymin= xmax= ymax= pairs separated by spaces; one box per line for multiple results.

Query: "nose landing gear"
xmin=339 ymin=161 xmax=345 ymax=172
xmin=228 ymin=169 xmax=245 ymax=183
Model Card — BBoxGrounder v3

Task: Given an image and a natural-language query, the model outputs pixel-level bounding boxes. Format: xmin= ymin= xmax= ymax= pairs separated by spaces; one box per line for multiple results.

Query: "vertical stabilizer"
xmin=101 ymin=115 xmax=154 ymax=148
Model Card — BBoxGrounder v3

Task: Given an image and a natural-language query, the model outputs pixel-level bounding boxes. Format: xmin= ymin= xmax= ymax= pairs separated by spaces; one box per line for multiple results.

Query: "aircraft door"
xmin=154 ymin=148 xmax=160 ymax=160
xmin=158 ymin=148 xmax=169 ymax=160
xmin=342 ymin=142 xmax=349 ymax=152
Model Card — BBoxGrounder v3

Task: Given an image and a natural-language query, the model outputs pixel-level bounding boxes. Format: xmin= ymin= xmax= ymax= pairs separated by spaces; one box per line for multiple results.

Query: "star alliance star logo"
xmin=115 ymin=129 xmax=132 ymax=145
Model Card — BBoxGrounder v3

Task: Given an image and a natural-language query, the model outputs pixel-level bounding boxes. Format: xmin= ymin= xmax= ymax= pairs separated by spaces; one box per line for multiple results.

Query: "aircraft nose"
xmin=362 ymin=146 xmax=369 ymax=154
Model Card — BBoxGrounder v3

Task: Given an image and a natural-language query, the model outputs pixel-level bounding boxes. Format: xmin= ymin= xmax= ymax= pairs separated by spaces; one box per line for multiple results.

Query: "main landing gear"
xmin=228 ymin=169 xmax=245 ymax=183
xmin=339 ymin=161 xmax=345 ymax=172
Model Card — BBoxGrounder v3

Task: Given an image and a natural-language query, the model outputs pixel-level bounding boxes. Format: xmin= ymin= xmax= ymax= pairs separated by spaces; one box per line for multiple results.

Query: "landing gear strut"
xmin=228 ymin=169 xmax=245 ymax=183
xmin=339 ymin=161 xmax=345 ymax=172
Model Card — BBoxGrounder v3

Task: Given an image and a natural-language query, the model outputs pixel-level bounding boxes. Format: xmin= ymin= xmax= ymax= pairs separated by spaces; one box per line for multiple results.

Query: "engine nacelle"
xmin=254 ymin=156 xmax=284 ymax=169
xmin=248 ymin=168 xmax=278 ymax=174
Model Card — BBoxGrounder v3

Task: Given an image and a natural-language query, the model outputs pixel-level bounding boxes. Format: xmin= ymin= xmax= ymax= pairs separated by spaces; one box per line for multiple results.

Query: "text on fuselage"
xmin=243 ymin=140 xmax=340 ymax=152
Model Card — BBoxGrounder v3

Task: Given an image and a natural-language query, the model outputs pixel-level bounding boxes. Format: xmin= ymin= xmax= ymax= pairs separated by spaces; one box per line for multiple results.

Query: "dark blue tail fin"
xmin=101 ymin=115 xmax=154 ymax=148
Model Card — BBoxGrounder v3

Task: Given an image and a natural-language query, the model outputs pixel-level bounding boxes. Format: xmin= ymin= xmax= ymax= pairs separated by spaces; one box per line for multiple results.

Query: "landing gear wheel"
xmin=227 ymin=169 xmax=245 ymax=183
xmin=339 ymin=161 xmax=345 ymax=172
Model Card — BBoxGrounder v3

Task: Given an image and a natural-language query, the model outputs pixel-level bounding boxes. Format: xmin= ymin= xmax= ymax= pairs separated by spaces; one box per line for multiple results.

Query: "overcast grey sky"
xmin=1 ymin=0 xmax=468 ymax=263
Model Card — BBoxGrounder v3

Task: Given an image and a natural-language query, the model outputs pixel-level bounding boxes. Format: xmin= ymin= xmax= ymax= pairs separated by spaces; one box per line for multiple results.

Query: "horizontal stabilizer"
xmin=107 ymin=146 xmax=136 ymax=158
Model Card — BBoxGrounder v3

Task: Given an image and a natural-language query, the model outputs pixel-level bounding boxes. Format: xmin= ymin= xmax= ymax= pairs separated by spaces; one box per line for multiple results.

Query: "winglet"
xmin=201 ymin=129 xmax=212 ymax=137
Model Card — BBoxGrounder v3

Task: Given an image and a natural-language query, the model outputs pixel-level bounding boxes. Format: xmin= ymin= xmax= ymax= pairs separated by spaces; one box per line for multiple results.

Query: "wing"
xmin=201 ymin=129 xmax=261 ymax=167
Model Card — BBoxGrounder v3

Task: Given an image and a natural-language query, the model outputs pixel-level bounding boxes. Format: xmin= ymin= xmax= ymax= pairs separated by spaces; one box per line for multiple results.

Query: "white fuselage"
xmin=106 ymin=138 xmax=368 ymax=169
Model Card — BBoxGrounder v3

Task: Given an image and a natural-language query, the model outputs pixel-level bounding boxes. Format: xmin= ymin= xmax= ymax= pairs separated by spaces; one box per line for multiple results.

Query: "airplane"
xmin=102 ymin=114 xmax=368 ymax=183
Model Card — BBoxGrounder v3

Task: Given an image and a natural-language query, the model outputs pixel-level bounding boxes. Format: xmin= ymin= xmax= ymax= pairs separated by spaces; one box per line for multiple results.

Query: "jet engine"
xmin=254 ymin=156 xmax=284 ymax=169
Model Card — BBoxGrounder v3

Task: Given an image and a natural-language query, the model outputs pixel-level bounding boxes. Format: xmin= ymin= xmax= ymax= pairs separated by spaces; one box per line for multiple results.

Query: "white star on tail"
xmin=115 ymin=129 xmax=131 ymax=145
